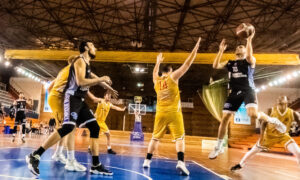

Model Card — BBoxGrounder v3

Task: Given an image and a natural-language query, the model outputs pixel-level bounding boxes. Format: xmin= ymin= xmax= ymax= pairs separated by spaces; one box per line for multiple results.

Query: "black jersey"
xmin=65 ymin=55 xmax=92 ymax=97
xmin=16 ymin=99 xmax=26 ymax=112
xmin=226 ymin=59 xmax=255 ymax=91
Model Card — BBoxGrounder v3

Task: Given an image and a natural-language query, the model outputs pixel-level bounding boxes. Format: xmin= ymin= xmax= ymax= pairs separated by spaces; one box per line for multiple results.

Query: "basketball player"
xmin=209 ymin=32 xmax=286 ymax=159
xmin=142 ymin=37 xmax=201 ymax=176
xmin=93 ymin=90 xmax=126 ymax=154
xmin=231 ymin=96 xmax=300 ymax=171
xmin=48 ymin=55 xmax=115 ymax=171
xmin=12 ymin=92 xmax=29 ymax=143
xmin=26 ymin=41 xmax=116 ymax=176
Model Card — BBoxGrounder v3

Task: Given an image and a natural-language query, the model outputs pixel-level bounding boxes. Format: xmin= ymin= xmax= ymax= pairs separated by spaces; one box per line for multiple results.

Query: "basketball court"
xmin=1 ymin=1 xmax=300 ymax=180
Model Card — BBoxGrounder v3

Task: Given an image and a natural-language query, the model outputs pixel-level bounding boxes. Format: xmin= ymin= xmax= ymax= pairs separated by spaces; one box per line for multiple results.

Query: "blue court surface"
xmin=0 ymin=147 xmax=225 ymax=180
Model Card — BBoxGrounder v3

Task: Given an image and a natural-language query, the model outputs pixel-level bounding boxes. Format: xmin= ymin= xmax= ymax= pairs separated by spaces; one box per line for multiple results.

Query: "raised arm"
xmin=246 ymin=30 xmax=256 ymax=67
xmin=74 ymin=58 xmax=108 ymax=87
xmin=111 ymin=104 xmax=126 ymax=111
xmin=212 ymin=39 xmax=228 ymax=69
xmin=153 ymin=53 xmax=164 ymax=83
xmin=171 ymin=37 xmax=201 ymax=82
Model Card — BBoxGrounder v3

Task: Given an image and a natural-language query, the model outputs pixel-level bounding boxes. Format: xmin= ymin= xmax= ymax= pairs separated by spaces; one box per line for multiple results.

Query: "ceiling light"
xmin=268 ymin=82 xmax=273 ymax=87
xmin=286 ymin=74 xmax=292 ymax=80
xmin=261 ymin=85 xmax=266 ymax=90
xmin=292 ymin=71 xmax=298 ymax=77
xmin=140 ymin=68 xmax=145 ymax=72
xmin=135 ymin=67 xmax=140 ymax=72
xmin=4 ymin=61 xmax=10 ymax=67
xmin=137 ymin=82 xmax=144 ymax=87
xmin=255 ymin=88 xmax=260 ymax=93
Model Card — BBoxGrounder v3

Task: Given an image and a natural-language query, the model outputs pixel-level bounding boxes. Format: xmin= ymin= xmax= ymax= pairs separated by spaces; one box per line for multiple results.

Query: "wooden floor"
xmin=1 ymin=131 xmax=300 ymax=180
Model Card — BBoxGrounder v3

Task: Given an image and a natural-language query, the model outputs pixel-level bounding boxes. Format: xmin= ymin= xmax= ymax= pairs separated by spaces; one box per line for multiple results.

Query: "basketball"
xmin=236 ymin=23 xmax=255 ymax=39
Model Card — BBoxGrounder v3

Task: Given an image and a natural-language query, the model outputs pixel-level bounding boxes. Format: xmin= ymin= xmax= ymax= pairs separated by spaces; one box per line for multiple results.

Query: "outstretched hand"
xmin=219 ymin=39 xmax=227 ymax=51
xmin=156 ymin=53 xmax=164 ymax=64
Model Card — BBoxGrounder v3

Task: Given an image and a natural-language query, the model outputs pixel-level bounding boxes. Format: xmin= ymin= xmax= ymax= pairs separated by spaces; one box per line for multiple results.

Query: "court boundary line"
xmin=192 ymin=160 xmax=230 ymax=180
xmin=0 ymin=159 xmax=152 ymax=180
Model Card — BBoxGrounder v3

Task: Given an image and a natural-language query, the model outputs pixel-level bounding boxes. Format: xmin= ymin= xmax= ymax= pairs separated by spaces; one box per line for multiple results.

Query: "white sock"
xmin=13 ymin=134 xmax=15 ymax=137
xmin=239 ymin=143 xmax=261 ymax=166
xmin=107 ymin=146 xmax=111 ymax=150
xmin=67 ymin=150 xmax=75 ymax=161
xmin=287 ymin=142 xmax=300 ymax=165
xmin=58 ymin=146 xmax=64 ymax=154
xmin=216 ymin=139 xmax=224 ymax=149
xmin=22 ymin=134 xmax=25 ymax=138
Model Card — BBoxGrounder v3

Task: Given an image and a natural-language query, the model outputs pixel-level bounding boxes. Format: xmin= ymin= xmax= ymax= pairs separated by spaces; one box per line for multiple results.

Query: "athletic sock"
xmin=22 ymin=134 xmax=25 ymax=138
xmin=177 ymin=152 xmax=184 ymax=162
xmin=34 ymin=147 xmax=45 ymax=156
xmin=216 ymin=139 xmax=224 ymax=149
xmin=92 ymin=156 xmax=100 ymax=166
xmin=146 ymin=153 xmax=153 ymax=160
xmin=57 ymin=146 xmax=64 ymax=154
xmin=107 ymin=146 xmax=111 ymax=150
xmin=67 ymin=150 xmax=75 ymax=160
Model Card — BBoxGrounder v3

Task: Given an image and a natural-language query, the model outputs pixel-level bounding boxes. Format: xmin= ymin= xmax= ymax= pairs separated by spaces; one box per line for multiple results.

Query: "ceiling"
xmin=1 ymin=0 xmax=300 ymax=52
xmin=1 ymin=0 xmax=300 ymax=100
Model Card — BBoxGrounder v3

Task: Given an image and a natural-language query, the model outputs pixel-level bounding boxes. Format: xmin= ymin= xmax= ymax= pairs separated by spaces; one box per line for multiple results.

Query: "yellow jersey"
xmin=50 ymin=65 xmax=71 ymax=97
xmin=154 ymin=75 xmax=181 ymax=112
xmin=95 ymin=101 xmax=111 ymax=122
xmin=266 ymin=107 xmax=294 ymax=137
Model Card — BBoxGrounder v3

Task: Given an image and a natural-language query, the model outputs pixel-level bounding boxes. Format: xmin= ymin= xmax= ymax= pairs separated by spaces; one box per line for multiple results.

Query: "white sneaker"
xmin=270 ymin=118 xmax=286 ymax=133
xmin=142 ymin=159 xmax=151 ymax=168
xmin=52 ymin=153 xmax=67 ymax=164
xmin=65 ymin=159 xmax=87 ymax=172
xmin=176 ymin=161 xmax=190 ymax=176
xmin=209 ymin=146 xmax=224 ymax=159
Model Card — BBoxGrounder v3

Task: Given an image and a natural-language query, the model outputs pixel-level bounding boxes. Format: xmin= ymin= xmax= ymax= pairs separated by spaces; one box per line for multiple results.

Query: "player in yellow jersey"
xmin=90 ymin=91 xmax=126 ymax=154
xmin=142 ymin=37 xmax=201 ymax=176
xmin=231 ymin=96 xmax=300 ymax=171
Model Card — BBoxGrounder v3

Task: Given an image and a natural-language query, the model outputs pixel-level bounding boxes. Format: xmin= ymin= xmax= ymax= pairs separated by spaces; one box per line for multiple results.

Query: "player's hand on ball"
xmin=156 ymin=53 xmax=164 ymax=64
xmin=99 ymin=76 xmax=112 ymax=85
xmin=219 ymin=39 xmax=227 ymax=51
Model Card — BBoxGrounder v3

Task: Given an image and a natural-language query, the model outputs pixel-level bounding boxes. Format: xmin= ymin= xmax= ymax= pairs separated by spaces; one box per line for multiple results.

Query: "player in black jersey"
xmin=209 ymin=32 xmax=286 ymax=159
xmin=26 ymin=41 xmax=117 ymax=176
xmin=12 ymin=92 xmax=28 ymax=143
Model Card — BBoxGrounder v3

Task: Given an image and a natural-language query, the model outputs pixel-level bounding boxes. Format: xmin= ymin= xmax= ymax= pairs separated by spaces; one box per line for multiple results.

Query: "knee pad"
xmin=57 ymin=124 xmax=75 ymax=138
xmin=85 ymin=121 xmax=100 ymax=138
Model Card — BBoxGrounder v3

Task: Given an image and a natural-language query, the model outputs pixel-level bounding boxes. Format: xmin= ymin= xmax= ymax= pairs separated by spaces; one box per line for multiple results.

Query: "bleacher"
xmin=0 ymin=89 xmax=14 ymax=107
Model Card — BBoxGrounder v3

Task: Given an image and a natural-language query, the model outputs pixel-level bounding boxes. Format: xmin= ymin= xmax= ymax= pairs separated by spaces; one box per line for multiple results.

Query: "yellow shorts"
xmin=97 ymin=121 xmax=109 ymax=134
xmin=48 ymin=93 xmax=63 ymax=129
xmin=152 ymin=111 xmax=185 ymax=141
xmin=261 ymin=133 xmax=294 ymax=149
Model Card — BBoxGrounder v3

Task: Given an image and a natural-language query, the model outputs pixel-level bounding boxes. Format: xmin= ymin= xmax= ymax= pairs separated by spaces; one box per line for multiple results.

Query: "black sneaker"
xmin=90 ymin=164 xmax=113 ymax=175
xmin=231 ymin=164 xmax=242 ymax=171
xmin=107 ymin=149 xmax=116 ymax=155
xmin=22 ymin=137 xmax=25 ymax=143
xmin=26 ymin=153 xmax=40 ymax=175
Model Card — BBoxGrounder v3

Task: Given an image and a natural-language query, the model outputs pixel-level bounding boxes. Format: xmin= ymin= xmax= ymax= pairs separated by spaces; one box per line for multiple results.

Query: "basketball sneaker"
xmin=209 ymin=146 xmax=224 ymax=159
xmin=65 ymin=159 xmax=86 ymax=171
xmin=231 ymin=164 xmax=242 ymax=171
xmin=26 ymin=153 xmax=40 ymax=176
xmin=107 ymin=149 xmax=117 ymax=155
xmin=22 ymin=137 xmax=25 ymax=143
xmin=176 ymin=161 xmax=190 ymax=176
xmin=142 ymin=159 xmax=151 ymax=168
xmin=52 ymin=153 xmax=67 ymax=164
xmin=90 ymin=164 xmax=113 ymax=175
xmin=12 ymin=137 xmax=15 ymax=142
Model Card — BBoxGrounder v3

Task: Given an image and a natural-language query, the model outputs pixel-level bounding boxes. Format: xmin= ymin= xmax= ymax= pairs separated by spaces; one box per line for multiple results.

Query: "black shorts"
xmin=63 ymin=94 xmax=96 ymax=127
xmin=223 ymin=89 xmax=258 ymax=113
xmin=15 ymin=111 xmax=26 ymax=125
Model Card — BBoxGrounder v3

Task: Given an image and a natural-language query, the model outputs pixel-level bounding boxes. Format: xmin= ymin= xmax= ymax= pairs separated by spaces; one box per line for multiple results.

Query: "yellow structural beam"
xmin=4 ymin=49 xmax=300 ymax=65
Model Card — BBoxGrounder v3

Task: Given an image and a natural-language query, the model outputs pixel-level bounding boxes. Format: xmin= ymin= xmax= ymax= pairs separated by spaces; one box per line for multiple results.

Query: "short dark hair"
xmin=160 ymin=64 xmax=172 ymax=74
xmin=79 ymin=40 xmax=93 ymax=53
